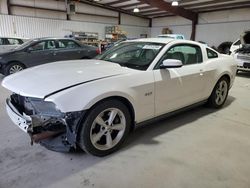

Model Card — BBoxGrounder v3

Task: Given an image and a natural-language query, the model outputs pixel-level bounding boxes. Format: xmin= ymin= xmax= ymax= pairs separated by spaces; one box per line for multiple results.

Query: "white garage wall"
xmin=121 ymin=13 xmax=150 ymax=27
xmin=10 ymin=6 xmax=67 ymax=20
xmin=152 ymin=8 xmax=250 ymax=47
xmin=10 ymin=0 xmax=66 ymax=11
xmin=0 ymin=0 xmax=150 ymax=39
xmin=0 ymin=14 xmax=150 ymax=39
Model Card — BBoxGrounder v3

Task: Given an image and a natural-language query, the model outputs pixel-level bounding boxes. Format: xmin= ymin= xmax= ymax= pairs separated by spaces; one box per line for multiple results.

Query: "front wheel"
xmin=5 ymin=62 xmax=25 ymax=75
xmin=207 ymin=77 xmax=229 ymax=108
xmin=78 ymin=100 xmax=131 ymax=156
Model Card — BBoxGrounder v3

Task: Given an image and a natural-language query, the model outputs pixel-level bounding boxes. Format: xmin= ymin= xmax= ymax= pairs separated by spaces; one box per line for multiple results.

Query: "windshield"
xmin=96 ymin=42 xmax=165 ymax=70
xmin=14 ymin=39 xmax=35 ymax=50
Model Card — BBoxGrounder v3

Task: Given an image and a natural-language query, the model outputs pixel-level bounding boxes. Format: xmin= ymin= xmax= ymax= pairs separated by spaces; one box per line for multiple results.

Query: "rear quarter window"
xmin=207 ymin=48 xmax=218 ymax=59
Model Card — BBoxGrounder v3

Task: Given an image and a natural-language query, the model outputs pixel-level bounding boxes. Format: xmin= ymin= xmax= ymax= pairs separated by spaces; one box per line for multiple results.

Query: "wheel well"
xmin=220 ymin=74 xmax=230 ymax=85
xmin=81 ymin=56 xmax=90 ymax=59
xmin=7 ymin=61 xmax=26 ymax=68
xmin=86 ymin=96 xmax=135 ymax=130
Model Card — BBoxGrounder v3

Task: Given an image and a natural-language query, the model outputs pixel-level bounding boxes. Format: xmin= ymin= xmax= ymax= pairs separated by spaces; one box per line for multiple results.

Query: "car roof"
xmin=0 ymin=36 xmax=28 ymax=39
xmin=158 ymin=34 xmax=184 ymax=36
xmin=126 ymin=38 xmax=201 ymax=45
xmin=33 ymin=37 xmax=75 ymax=41
xmin=128 ymin=38 xmax=174 ymax=44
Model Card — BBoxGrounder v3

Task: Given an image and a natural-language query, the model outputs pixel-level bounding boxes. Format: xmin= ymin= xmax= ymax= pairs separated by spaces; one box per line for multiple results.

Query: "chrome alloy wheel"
xmin=215 ymin=80 xmax=228 ymax=106
xmin=90 ymin=108 xmax=126 ymax=151
xmin=9 ymin=64 xmax=24 ymax=74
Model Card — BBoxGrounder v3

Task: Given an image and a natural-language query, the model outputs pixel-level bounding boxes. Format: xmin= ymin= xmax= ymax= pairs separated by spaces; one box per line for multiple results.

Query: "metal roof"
xmin=83 ymin=0 xmax=250 ymax=18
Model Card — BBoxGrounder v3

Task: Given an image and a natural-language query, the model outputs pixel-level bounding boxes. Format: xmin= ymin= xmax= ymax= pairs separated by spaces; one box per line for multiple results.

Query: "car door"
xmin=54 ymin=39 xmax=84 ymax=61
xmin=23 ymin=40 xmax=57 ymax=67
xmin=153 ymin=43 xmax=207 ymax=116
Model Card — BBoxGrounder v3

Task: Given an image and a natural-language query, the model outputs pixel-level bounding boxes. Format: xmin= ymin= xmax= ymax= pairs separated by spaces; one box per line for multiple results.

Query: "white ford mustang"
xmin=2 ymin=38 xmax=237 ymax=156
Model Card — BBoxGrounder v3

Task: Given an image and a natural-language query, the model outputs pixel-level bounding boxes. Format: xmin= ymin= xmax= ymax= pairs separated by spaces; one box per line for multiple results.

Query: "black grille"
xmin=10 ymin=94 xmax=25 ymax=114
xmin=10 ymin=94 xmax=34 ymax=115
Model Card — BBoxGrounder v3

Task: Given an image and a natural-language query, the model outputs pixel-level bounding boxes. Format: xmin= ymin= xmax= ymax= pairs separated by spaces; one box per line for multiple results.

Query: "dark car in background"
xmin=0 ymin=38 xmax=99 ymax=75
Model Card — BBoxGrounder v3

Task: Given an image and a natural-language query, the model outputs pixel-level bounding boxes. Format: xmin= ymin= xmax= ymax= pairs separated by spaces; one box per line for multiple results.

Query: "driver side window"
xmin=29 ymin=41 xmax=46 ymax=51
xmin=156 ymin=44 xmax=203 ymax=69
xmin=29 ymin=40 xmax=56 ymax=51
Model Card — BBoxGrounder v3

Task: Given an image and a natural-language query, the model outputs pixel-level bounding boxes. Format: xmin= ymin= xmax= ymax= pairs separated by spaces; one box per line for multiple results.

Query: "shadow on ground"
xmin=236 ymin=71 xmax=250 ymax=78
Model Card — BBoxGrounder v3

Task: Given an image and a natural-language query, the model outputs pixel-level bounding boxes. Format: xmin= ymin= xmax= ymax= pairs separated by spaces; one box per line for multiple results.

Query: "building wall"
xmin=0 ymin=0 xmax=150 ymax=39
xmin=0 ymin=0 xmax=8 ymax=14
xmin=152 ymin=8 xmax=250 ymax=47
xmin=0 ymin=14 xmax=150 ymax=39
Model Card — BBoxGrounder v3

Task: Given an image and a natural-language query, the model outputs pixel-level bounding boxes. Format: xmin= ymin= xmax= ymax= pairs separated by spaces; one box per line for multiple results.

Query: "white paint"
xmin=2 ymin=39 xmax=237 ymax=123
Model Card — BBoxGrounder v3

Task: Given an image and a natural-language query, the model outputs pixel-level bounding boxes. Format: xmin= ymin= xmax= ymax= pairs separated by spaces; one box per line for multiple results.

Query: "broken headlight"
xmin=26 ymin=97 xmax=64 ymax=117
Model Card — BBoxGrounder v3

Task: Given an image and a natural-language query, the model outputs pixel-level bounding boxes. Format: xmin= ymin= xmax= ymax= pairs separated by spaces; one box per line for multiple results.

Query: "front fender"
xmin=45 ymin=83 xmax=136 ymax=114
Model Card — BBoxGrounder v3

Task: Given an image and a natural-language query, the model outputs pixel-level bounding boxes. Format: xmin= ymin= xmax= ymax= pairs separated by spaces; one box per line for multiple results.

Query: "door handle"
xmin=53 ymin=52 xmax=57 ymax=56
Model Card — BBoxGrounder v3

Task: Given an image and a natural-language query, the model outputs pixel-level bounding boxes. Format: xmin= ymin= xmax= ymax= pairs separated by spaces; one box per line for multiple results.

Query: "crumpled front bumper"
xmin=6 ymin=98 xmax=32 ymax=132
xmin=6 ymin=95 xmax=85 ymax=152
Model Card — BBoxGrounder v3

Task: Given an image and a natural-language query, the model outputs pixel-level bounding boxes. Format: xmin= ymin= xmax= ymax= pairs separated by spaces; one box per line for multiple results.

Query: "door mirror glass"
xmin=161 ymin=59 xmax=183 ymax=69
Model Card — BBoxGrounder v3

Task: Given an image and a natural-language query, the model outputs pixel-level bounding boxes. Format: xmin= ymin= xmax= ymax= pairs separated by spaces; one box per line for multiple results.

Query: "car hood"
xmin=2 ymin=60 xmax=131 ymax=98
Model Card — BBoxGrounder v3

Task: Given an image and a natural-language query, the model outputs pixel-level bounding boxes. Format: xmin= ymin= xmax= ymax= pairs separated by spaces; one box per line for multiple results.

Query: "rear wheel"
xmin=207 ymin=77 xmax=229 ymax=108
xmin=5 ymin=62 xmax=25 ymax=75
xmin=78 ymin=100 xmax=131 ymax=156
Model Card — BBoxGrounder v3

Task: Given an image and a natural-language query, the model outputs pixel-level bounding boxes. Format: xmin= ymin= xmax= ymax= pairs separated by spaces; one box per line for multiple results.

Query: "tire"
xmin=207 ymin=77 xmax=229 ymax=108
xmin=78 ymin=99 xmax=131 ymax=156
xmin=5 ymin=62 xmax=25 ymax=75
xmin=81 ymin=56 xmax=90 ymax=59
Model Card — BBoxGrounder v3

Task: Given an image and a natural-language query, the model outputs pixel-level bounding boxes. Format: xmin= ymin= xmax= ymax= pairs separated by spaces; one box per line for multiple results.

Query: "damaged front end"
xmin=6 ymin=93 xmax=85 ymax=152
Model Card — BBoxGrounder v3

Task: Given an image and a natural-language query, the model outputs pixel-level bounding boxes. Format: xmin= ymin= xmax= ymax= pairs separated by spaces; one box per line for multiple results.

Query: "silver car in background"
xmin=0 ymin=36 xmax=28 ymax=53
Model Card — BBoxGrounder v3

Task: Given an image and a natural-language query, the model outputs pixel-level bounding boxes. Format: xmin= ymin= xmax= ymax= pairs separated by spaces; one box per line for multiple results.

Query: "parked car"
xmin=0 ymin=37 xmax=99 ymax=75
xmin=229 ymin=39 xmax=241 ymax=55
xmin=158 ymin=34 xmax=185 ymax=39
xmin=2 ymin=38 xmax=237 ymax=156
xmin=0 ymin=36 xmax=28 ymax=53
xmin=231 ymin=31 xmax=250 ymax=72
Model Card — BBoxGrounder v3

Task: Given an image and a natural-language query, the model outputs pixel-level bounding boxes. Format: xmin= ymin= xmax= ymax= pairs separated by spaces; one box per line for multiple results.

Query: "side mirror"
xmin=160 ymin=59 xmax=183 ymax=69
